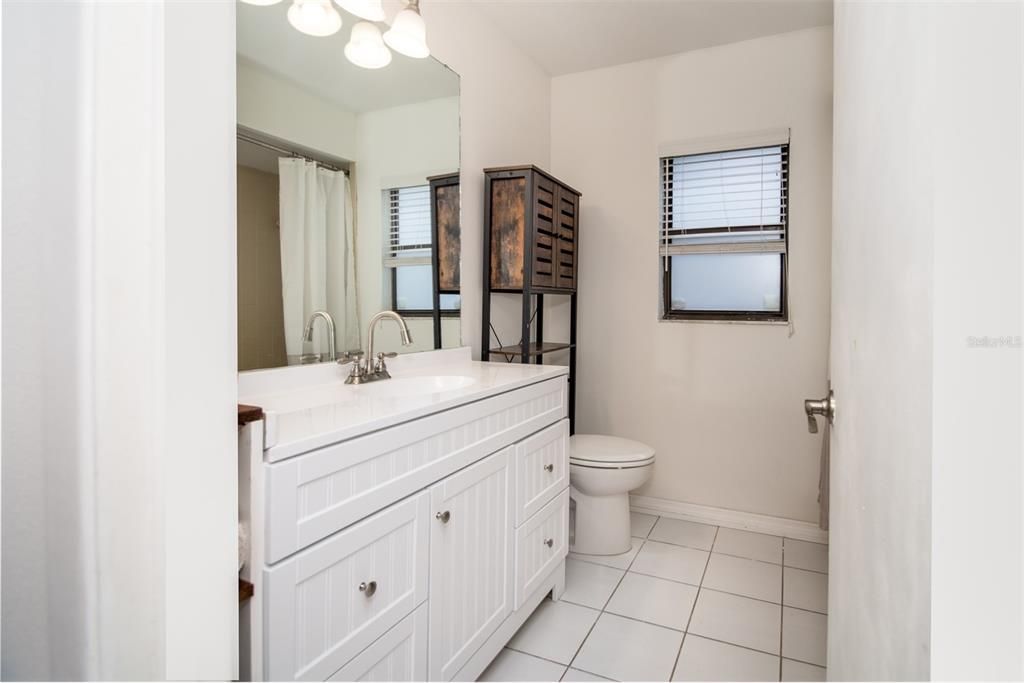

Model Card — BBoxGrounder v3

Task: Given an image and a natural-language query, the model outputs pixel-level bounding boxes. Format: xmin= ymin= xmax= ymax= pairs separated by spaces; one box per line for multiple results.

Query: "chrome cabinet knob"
xmin=358 ymin=580 xmax=378 ymax=597
xmin=435 ymin=510 xmax=451 ymax=524
xmin=543 ymin=464 xmax=554 ymax=472
xmin=544 ymin=538 xmax=554 ymax=548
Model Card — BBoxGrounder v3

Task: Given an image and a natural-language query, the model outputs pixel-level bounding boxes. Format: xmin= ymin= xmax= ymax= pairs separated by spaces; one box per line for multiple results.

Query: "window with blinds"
xmin=659 ymin=143 xmax=789 ymax=320
xmin=385 ymin=185 xmax=460 ymax=314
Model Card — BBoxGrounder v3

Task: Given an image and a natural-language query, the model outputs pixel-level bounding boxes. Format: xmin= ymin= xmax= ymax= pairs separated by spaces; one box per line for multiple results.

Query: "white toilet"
xmin=569 ymin=434 xmax=655 ymax=556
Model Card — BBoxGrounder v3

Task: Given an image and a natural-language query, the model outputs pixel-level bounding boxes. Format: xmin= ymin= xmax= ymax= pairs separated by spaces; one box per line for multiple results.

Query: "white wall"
xmin=550 ymin=27 xmax=833 ymax=523
xmin=2 ymin=2 xmax=237 ymax=679
xmin=237 ymin=59 xmax=358 ymax=162
xmin=929 ymin=2 xmax=1022 ymax=678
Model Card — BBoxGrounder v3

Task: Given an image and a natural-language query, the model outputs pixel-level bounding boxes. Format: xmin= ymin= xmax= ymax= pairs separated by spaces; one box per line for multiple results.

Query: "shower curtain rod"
xmin=237 ymin=131 xmax=350 ymax=175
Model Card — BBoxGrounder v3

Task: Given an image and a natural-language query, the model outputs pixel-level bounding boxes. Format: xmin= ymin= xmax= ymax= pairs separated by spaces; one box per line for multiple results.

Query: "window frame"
xmin=659 ymin=143 xmax=789 ymax=323
xmin=385 ymin=185 xmax=460 ymax=318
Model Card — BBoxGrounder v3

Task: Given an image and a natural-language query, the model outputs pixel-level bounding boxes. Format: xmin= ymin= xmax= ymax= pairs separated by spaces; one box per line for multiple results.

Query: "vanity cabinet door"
xmin=428 ymin=448 xmax=514 ymax=681
xmin=264 ymin=492 xmax=430 ymax=681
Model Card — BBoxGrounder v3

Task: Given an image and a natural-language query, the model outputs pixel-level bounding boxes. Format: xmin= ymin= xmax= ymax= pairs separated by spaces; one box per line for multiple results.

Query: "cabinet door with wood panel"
xmin=427 ymin=449 xmax=514 ymax=681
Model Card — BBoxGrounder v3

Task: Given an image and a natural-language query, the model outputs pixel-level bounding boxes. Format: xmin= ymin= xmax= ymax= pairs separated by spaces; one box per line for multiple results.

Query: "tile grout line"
xmin=564 ymin=531 xmax=649 ymax=677
xmin=779 ymin=538 xmax=786 ymax=681
xmin=668 ymin=524 xmax=719 ymax=682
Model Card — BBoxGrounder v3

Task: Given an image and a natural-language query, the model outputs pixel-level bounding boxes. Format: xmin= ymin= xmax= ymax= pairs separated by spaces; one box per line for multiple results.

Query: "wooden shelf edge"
xmin=238 ymin=404 xmax=264 ymax=427
xmin=239 ymin=578 xmax=254 ymax=604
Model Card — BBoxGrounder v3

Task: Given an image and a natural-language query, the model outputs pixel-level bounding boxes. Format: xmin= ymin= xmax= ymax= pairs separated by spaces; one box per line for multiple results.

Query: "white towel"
xmin=238 ymin=521 xmax=250 ymax=571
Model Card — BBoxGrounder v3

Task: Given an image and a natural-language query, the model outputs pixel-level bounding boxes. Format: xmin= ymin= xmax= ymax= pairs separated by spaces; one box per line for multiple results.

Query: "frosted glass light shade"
xmin=287 ymin=0 xmax=343 ymax=37
xmin=334 ymin=0 xmax=385 ymax=22
xmin=383 ymin=6 xmax=429 ymax=58
xmin=344 ymin=22 xmax=392 ymax=69
xmin=240 ymin=0 xmax=283 ymax=5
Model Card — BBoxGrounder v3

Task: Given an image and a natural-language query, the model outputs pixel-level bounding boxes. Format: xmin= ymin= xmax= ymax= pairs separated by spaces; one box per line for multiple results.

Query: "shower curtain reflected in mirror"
xmin=278 ymin=158 xmax=360 ymax=362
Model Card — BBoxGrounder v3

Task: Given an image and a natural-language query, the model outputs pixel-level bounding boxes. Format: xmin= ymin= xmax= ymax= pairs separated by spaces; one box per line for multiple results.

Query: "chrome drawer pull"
xmin=435 ymin=510 xmax=451 ymax=524
xmin=543 ymin=464 xmax=554 ymax=472
xmin=358 ymin=580 xmax=378 ymax=597
xmin=544 ymin=538 xmax=554 ymax=548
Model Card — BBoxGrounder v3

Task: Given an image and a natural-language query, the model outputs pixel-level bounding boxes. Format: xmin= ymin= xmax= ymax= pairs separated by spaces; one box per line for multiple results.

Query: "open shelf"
xmin=488 ymin=341 xmax=574 ymax=357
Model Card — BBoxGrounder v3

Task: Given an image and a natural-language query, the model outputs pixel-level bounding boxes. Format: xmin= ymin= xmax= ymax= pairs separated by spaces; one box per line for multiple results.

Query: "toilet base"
xmin=569 ymin=485 xmax=632 ymax=556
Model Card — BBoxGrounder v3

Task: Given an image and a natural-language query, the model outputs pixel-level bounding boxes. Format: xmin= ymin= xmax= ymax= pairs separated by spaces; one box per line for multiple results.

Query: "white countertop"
xmin=239 ymin=347 xmax=569 ymax=462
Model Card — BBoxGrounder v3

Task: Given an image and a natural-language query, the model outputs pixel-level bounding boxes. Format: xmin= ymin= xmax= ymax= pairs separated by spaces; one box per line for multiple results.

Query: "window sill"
xmin=660 ymin=316 xmax=789 ymax=326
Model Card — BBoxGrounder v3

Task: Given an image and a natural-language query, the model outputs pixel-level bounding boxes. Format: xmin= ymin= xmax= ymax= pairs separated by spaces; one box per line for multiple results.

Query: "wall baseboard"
xmin=630 ymin=495 xmax=828 ymax=545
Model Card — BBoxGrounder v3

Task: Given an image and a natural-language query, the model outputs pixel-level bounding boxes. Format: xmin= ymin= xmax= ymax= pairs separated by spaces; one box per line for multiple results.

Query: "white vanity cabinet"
xmin=240 ymin=370 xmax=571 ymax=683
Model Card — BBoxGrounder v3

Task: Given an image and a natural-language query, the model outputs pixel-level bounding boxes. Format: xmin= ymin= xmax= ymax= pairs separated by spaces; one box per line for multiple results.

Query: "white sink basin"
xmin=355 ymin=375 xmax=477 ymax=398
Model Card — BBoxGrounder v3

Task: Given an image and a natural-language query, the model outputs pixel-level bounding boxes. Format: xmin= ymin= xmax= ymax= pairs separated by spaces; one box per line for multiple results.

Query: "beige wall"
xmin=550 ymin=27 xmax=833 ymax=523
xmin=237 ymin=165 xmax=286 ymax=370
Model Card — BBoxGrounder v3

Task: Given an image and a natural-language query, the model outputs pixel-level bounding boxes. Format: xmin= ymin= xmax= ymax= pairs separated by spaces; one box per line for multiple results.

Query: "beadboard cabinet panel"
xmin=328 ymin=604 xmax=428 ymax=682
xmin=514 ymin=489 xmax=570 ymax=609
xmin=264 ymin=493 xmax=430 ymax=681
xmin=514 ymin=419 xmax=570 ymax=525
xmin=428 ymin=449 xmax=514 ymax=681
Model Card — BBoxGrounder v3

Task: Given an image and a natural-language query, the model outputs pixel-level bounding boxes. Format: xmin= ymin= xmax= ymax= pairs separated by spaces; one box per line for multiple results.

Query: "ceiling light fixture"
xmin=383 ymin=0 xmax=430 ymax=59
xmin=344 ymin=21 xmax=393 ymax=69
xmin=334 ymin=0 xmax=385 ymax=22
xmin=245 ymin=0 xmax=431 ymax=69
xmin=287 ymin=0 xmax=343 ymax=37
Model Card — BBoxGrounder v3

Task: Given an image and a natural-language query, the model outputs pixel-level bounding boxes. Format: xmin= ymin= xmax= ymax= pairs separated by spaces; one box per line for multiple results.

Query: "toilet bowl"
xmin=569 ymin=434 xmax=655 ymax=556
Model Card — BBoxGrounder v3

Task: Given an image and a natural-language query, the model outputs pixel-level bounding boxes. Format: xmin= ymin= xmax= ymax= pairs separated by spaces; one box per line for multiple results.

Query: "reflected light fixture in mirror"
xmin=287 ymin=0 xmax=343 ymax=37
xmin=240 ymin=0 xmax=282 ymax=5
xmin=335 ymin=0 xmax=386 ymax=22
xmin=345 ymin=22 xmax=393 ymax=69
xmin=383 ymin=0 xmax=430 ymax=58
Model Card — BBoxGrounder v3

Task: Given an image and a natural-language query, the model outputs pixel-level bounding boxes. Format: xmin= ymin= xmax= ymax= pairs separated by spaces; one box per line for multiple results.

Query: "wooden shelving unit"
xmin=481 ymin=165 xmax=581 ymax=432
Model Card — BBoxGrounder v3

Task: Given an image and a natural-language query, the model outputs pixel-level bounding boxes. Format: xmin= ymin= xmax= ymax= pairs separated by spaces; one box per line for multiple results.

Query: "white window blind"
xmin=659 ymin=144 xmax=788 ymax=263
xmin=385 ymin=185 xmax=432 ymax=267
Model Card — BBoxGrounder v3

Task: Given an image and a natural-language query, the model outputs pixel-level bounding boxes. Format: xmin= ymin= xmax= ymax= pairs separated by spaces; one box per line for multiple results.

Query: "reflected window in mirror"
xmin=385 ymin=185 xmax=461 ymax=317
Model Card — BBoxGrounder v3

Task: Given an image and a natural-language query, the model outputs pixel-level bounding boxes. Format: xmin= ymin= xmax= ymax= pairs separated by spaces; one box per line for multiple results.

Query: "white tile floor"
xmin=479 ymin=513 xmax=829 ymax=682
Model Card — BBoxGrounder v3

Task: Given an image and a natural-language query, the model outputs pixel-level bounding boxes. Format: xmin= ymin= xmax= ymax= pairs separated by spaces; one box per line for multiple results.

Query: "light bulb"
xmin=383 ymin=4 xmax=429 ymax=59
xmin=334 ymin=0 xmax=385 ymax=22
xmin=344 ymin=21 xmax=392 ymax=69
xmin=240 ymin=0 xmax=283 ymax=5
xmin=287 ymin=0 xmax=343 ymax=37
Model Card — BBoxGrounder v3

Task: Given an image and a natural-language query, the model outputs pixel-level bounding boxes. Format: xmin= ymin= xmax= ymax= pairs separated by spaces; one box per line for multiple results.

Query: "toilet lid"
xmin=570 ymin=434 xmax=656 ymax=466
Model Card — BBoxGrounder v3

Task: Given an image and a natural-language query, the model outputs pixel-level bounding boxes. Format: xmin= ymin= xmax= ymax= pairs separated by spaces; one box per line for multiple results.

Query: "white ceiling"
xmin=462 ymin=0 xmax=833 ymax=76
xmin=236 ymin=2 xmax=459 ymax=113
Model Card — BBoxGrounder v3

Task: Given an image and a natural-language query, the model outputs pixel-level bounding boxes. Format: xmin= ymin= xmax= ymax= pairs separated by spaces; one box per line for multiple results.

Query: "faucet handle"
xmin=337 ymin=350 xmax=364 ymax=368
xmin=378 ymin=352 xmax=398 ymax=359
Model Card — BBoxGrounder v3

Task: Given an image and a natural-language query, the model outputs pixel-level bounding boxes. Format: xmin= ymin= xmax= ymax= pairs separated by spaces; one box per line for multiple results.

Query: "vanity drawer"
xmin=328 ymin=603 xmax=427 ymax=682
xmin=514 ymin=489 xmax=569 ymax=609
xmin=264 ymin=492 xmax=430 ymax=681
xmin=265 ymin=376 xmax=567 ymax=562
xmin=514 ymin=419 xmax=570 ymax=525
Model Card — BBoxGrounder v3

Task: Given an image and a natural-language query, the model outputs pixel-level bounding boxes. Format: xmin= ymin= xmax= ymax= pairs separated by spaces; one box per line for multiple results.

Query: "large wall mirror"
xmin=236 ymin=3 xmax=460 ymax=372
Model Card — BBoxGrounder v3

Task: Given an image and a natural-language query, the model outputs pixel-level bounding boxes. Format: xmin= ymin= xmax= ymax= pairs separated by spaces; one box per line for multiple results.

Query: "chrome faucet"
xmin=338 ymin=310 xmax=413 ymax=384
xmin=302 ymin=310 xmax=336 ymax=362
